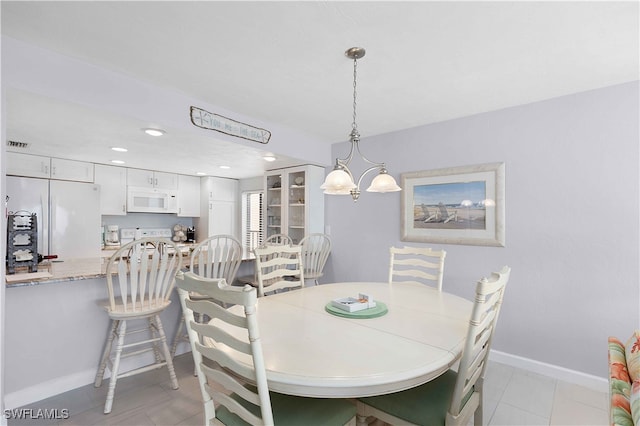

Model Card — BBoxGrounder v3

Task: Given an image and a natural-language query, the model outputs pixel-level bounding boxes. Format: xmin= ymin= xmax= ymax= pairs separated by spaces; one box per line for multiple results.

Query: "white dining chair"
xmin=254 ymin=244 xmax=304 ymax=297
xmin=356 ymin=266 xmax=511 ymax=426
xmin=94 ymin=238 xmax=182 ymax=414
xmin=298 ymin=233 xmax=331 ymax=285
xmin=235 ymin=233 xmax=292 ymax=287
xmin=170 ymin=235 xmax=242 ymax=359
xmin=175 ymin=271 xmax=356 ymax=425
xmin=388 ymin=246 xmax=447 ymax=291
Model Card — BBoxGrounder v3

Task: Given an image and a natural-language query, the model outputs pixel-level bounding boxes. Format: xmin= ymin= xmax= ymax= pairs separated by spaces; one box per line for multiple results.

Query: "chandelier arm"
xmin=336 ymin=159 xmax=355 ymax=182
xmin=354 ymin=140 xmax=386 ymax=168
xmin=334 ymin=140 xmax=356 ymax=167
xmin=354 ymin=164 xmax=384 ymax=189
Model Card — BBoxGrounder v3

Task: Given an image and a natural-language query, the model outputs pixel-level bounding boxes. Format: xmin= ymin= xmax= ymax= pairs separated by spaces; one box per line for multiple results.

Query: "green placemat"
xmin=325 ymin=301 xmax=388 ymax=319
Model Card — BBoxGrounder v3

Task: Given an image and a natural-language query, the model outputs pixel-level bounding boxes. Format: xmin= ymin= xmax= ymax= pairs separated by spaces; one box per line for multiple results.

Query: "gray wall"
xmin=323 ymin=81 xmax=639 ymax=378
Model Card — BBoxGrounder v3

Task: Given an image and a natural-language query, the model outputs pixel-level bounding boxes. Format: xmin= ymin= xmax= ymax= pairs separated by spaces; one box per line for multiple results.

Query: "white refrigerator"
xmin=7 ymin=176 xmax=101 ymax=259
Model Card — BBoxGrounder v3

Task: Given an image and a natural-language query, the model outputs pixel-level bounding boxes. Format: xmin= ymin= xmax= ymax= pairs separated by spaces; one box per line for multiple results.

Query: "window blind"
xmin=243 ymin=191 xmax=263 ymax=251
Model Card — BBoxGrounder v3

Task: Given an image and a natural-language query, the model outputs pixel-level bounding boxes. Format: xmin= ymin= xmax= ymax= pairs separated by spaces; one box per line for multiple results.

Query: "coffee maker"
xmin=105 ymin=225 xmax=120 ymax=247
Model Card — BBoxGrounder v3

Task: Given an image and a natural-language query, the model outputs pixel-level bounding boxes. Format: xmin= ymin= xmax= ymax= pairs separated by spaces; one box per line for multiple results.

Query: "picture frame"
xmin=400 ymin=162 xmax=505 ymax=247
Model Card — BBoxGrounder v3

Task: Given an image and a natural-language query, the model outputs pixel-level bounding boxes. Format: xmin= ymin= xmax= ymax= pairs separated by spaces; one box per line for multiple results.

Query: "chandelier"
xmin=321 ymin=47 xmax=401 ymax=201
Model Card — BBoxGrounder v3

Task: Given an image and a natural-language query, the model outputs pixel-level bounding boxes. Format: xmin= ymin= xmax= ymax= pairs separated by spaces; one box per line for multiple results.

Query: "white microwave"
xmin=127 ymin=186 xmax=178 ymax=213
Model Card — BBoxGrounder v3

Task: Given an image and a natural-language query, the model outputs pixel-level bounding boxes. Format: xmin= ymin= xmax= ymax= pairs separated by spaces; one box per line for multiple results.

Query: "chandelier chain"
xmin=352 ymin=57 xmax=358 ymax=133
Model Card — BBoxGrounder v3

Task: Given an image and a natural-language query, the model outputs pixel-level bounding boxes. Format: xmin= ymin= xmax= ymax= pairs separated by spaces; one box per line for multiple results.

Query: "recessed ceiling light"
xmin=111 ymin=160 xmax=125 ymax=164
xmin=196 ymin=172 xmax=207 ymax=176
xmin=111 ymin=147 xmax=128 ymax=152
xmin=219 ymin=165 xmax=231 ymax=169
xmin=143 ymin=128 xmax=165 ymax=137
xmin=263 ymin=155 xmax=276 ymax=162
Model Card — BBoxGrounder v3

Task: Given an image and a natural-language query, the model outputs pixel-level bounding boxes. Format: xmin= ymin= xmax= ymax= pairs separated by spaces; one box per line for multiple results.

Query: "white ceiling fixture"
xmin=143 ymin=128 xmax=165 ymax=137
xmin=111 ymin=147 xmax=128 ymax=152
xmin=321 ymin=47 xmax=401 ymax=202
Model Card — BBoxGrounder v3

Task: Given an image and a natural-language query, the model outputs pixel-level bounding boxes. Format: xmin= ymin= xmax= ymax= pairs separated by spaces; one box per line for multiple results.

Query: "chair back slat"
xmin=175 ymin=271 xmax=274 ymax=425
xmin=298 ymin=233 xmax=331 ymax=283
xmin=191 ymin=319 xmax=251 ymax=355
xmin=190 ymin=235 xmax=242 ymax=284
xmin=389 ymin=246 xmax=447 ymax=291
xmin=106 ymin=238 xmax=182 ymax=314
xmin=265 ymin=233 xmax=292 ymax=246
xmin=254 ymin=244 xmax=304 ymax=297
xmin=449 ymin=266 xmax=510 ymax=418
xmin=212 ymin=391 xmax=263 ymax=426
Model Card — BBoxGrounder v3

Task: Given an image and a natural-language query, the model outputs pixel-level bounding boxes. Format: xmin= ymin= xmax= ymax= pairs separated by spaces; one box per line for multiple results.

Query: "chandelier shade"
xmin=366 ymin=170 xmax=402 ymax=193
xmin=321 ymin=47 xmax=401 ymax=202
xmin=320 ymin=168 xmax=356 ymax=194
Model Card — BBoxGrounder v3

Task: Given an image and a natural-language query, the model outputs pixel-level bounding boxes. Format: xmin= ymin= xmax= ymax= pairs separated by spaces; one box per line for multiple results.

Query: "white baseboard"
xmin=489 ymin=349 xmax=608 ymax=393
xmin=3 ymin=346 xmax=191 ymax=410
xmin=4 ymin=368 xmax=98 ymax=410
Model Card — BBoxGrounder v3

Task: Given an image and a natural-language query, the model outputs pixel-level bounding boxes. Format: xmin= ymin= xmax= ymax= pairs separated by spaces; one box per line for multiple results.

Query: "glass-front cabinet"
xmin=264 ymin=165 xmax=325 ymax=244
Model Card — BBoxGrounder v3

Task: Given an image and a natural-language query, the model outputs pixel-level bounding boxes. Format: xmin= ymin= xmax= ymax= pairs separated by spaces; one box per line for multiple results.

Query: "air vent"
xmin=7 ymin=140 xmax=29 ymax=149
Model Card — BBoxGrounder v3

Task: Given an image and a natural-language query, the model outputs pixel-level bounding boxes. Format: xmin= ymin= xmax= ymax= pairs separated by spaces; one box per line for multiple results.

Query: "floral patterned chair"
xmin=609 ymin=331 xmax=640 ymax=425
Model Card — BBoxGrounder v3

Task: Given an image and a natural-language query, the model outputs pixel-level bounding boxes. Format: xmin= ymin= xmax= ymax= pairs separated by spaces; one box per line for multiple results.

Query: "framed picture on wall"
xmin=400 ymin=162 xmax=505 ymax=247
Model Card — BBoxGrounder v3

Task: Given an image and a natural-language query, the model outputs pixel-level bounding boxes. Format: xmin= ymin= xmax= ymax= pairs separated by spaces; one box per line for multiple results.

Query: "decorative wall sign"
xmin=400 ymin=162 xmax=505 ymax=247
xmin=190 ymin=106 xmax=271 ymax=144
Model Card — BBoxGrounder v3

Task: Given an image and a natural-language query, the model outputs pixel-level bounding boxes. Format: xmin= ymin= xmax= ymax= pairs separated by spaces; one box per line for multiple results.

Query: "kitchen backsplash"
xmin=102 ymin=213 xmax=193 ymax=236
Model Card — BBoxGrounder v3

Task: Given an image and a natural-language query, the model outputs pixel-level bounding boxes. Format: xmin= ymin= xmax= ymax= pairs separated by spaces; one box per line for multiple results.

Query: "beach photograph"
xmin=412 ymin=181 xmax=489 ymax=230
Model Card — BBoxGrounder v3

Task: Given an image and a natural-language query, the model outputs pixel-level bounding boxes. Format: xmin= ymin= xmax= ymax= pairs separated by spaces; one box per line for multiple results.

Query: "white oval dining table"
xmin=222 ymin=281 xmax=473 ymax=398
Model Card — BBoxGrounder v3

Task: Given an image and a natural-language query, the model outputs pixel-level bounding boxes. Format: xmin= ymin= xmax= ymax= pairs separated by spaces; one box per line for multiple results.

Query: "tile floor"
xmin=7 ymin=354 xmax=608 ymax=425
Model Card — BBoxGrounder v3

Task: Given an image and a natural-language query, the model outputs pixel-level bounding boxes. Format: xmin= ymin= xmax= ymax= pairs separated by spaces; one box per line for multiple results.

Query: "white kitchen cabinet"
xmin=264 ymin=165 xmax=324 ymax=245
xmin=94 ymin=164 xmax=127 ymax=215
xmin=127 ymin=168 xmax=178 ymax=189
xmin=50 ymin=158 xmax=94 ymax=182
xmin=7 ymin=152 xmax=94 ymax=182
xmin=195 ymin=176 xmax=239 ymax=241
xmin=203 ymin=176 xmax=238 ymax=201
xmin=6 ymin=152 xmax=51 ymax=179
xmin=177 ymin=174 xmax=201 ymax=217
xmin=208 ymin=201 xmax=236 ymax=236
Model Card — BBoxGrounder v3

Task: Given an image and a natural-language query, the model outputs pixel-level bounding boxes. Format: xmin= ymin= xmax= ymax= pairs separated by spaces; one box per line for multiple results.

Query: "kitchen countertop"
xmin=6 ymin=245 xmax=255 ymax=288
xmin=6 ymin=257 xmax=107 ymax=288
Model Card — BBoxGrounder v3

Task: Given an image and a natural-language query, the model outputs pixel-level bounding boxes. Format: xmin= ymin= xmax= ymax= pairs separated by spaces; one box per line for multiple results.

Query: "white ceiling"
xmin=2 ymin=1 xmax=638 ymax=179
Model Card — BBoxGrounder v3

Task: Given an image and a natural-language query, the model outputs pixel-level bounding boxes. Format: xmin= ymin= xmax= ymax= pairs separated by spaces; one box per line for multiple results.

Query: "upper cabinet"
xmin=127 ymin=168 xmax=178 ymax=190
xmin=95 ymin=164 xmax=127 ymax=215
xmin=177 ymin=174 xmax=201 ymax=217
xmin=50 ymin=158 xmax=94 ymax=182
xmin=6 ymin=152 xmax=51 ymax=178
xmin=7 ymin=152 xmax=93 ymax=182
xmin=264 ymin=165 xmax=325 ymax=245
xmin=204 ymin=176 xmax=238 ymax=201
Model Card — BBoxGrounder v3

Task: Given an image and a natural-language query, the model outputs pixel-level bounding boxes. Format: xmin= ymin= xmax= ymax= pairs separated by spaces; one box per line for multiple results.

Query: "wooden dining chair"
xmin=357 ymin=266 xmax=511 ymax=426
xmin=254 ymin=244 xmax=304 ymax=297
xmin=388 ymin=246 xmax=447 ymax=291
xmin=171 ymin=235 xmax=242 ymax=359
xmin=94 ymin=238 xmax=182 ymax=414
xmin=235 ymin=233 xmax=292 ymax=287
xmin=175 ymin=271 xmax=356 ymax=425
xmin=298 ymin=233 xmax=331 ymax=285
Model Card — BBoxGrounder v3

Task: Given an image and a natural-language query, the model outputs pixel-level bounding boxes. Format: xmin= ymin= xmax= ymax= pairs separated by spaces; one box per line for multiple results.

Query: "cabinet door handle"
xmin=148 ymin=177 xmax=153 ymax=185
xmin=122 ymin=205 xmax=126 ymax=213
